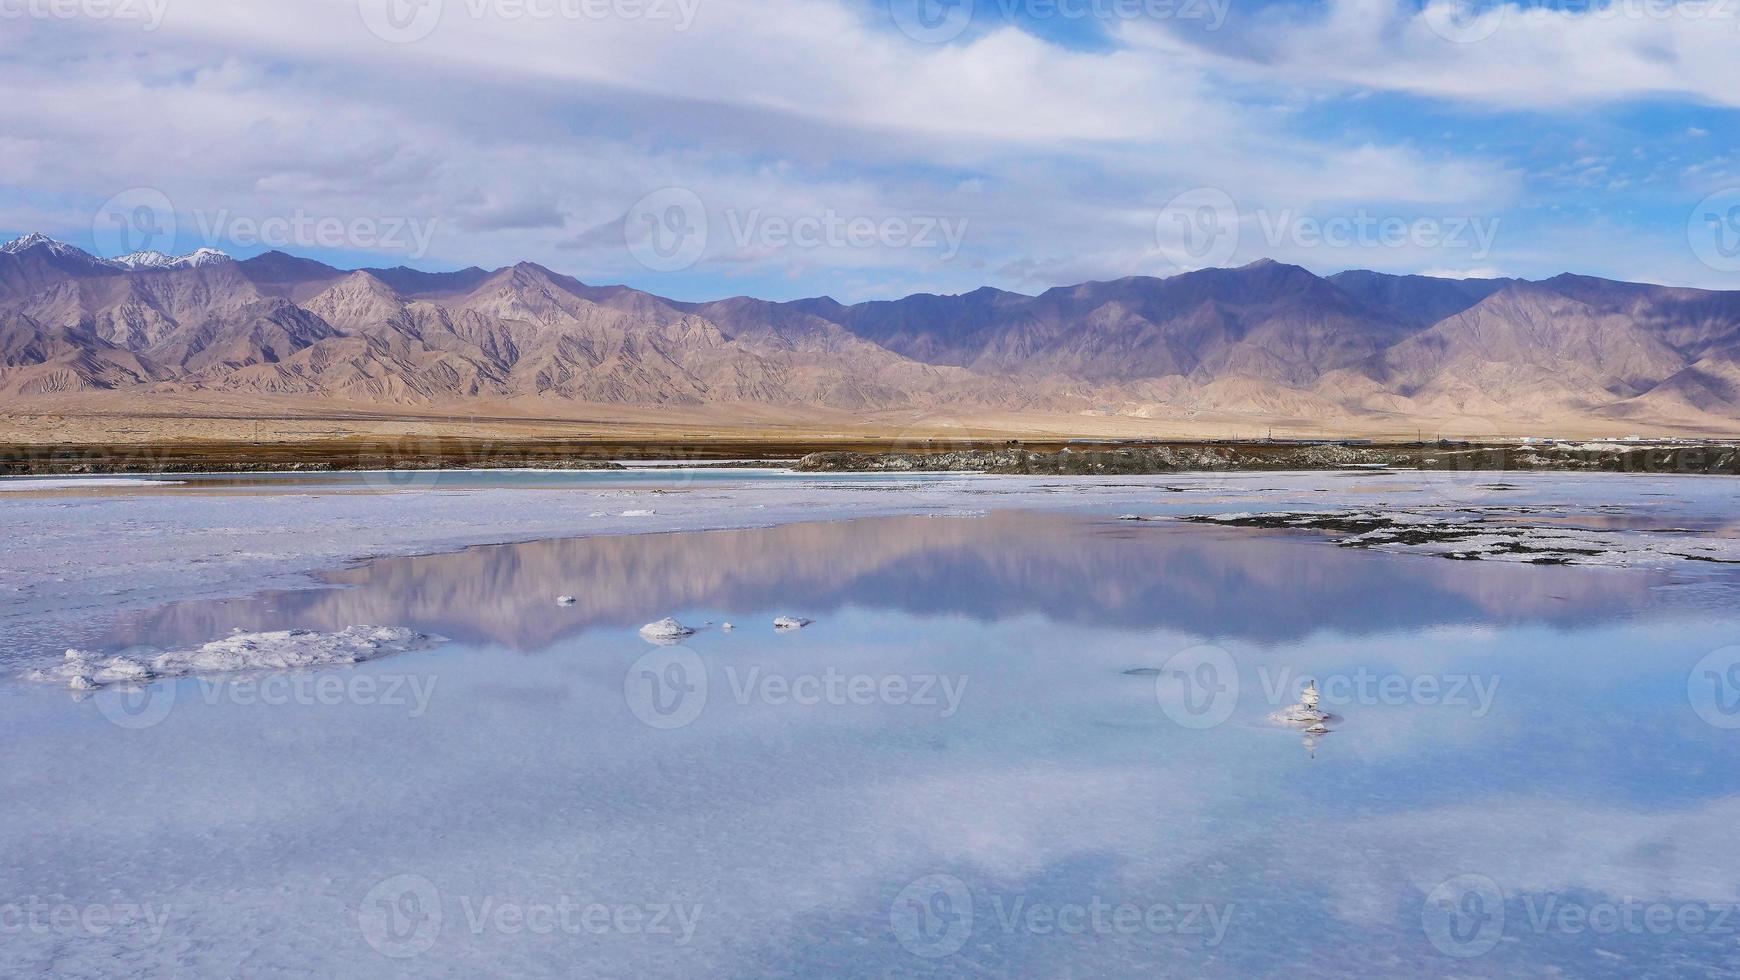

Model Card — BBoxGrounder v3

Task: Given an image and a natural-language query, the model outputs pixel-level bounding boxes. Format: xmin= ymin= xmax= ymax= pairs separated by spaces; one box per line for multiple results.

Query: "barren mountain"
xmin=1 ymin=233 xmax=1738 ymax=434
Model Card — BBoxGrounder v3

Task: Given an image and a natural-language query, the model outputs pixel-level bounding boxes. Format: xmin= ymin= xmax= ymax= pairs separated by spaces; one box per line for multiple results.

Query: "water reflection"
xmin=8 ymin=508 xmax=1740 ymax=978
xmin=98 ymin=512 xmax=1676 ymax=655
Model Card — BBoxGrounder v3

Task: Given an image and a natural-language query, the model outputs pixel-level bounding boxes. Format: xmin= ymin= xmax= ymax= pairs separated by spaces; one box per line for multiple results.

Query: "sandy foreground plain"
xmin=5 ymin=391 xmax=1735 ymax=449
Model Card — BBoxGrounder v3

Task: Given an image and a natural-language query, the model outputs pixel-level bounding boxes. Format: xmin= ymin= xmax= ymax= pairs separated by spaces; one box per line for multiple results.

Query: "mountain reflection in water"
xmin=100 ymin=511 xmax=1671 ymax=654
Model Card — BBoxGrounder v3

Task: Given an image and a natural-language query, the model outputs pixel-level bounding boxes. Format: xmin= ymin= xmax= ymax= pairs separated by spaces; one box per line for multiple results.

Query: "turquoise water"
xmin=4 ymin=510 xmax=1739 ymax=977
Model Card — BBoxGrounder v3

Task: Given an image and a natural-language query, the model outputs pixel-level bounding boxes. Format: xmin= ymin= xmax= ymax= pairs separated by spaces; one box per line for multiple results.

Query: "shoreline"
xmin=7 ymin=437 xmax=1740 ymax=476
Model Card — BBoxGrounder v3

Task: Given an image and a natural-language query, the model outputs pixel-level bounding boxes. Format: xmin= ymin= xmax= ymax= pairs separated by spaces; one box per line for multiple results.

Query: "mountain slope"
xmin=2 ymin=233 xmax=1738 ymax=433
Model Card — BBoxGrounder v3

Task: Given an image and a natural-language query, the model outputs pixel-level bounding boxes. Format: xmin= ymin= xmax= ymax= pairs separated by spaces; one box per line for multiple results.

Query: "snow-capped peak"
xmin=1 ymin=232 xmax=88 ymax=258
xmin=111 ymin=250 xmax=175 ymax=269
xmin=179 ymin=247 xmax=233 ymax=267
xmin=109 ymin=247 xmax=233 ymax=270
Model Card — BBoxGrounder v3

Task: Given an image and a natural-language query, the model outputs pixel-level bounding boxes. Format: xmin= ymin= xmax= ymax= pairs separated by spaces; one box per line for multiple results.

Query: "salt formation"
xmin=773 ymin=617 xmax=813 ymax=631
xmin=1269 ymin=680 xmax=1338 ymax=729
xmin=23 ymin=627 xmax=446 ymax=690
xmin=639 ymin=617 xmax=696 ymax=641
xmin=556 ymin=595 xmax=577 ymax=606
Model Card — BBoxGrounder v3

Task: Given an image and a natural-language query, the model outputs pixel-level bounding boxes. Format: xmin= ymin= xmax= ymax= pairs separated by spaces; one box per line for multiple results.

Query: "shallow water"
xmin=5 ymin=505 xmax=1740 ymax=977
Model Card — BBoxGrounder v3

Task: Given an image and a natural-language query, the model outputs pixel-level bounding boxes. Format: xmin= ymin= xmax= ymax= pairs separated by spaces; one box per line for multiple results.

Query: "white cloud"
xmin=0 ymin=0 xmax=1726 ymax=297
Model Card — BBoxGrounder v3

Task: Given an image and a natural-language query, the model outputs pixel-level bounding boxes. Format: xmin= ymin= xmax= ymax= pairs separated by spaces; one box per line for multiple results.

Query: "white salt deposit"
xmin=556 ymin=595 xmax=577 ymax=606
xmin=21 ymin=626 xmax=445 ymax=690
xmin=1269 ymin=680 xmax=1337 ymax=728
xmin=621 ymin=509 xmax=656 ymax=517
xmin=639 ymin=617 xmax=696 ymax=640
xmin=773 ymin=616 xmax=813 ymax=631
xmin=0 ymin=477 xmax=183 ymax=492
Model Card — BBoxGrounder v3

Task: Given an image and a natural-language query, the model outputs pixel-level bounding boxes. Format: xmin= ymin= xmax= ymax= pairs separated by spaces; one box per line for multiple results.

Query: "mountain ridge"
xmin=2 ymin=233 xmax=1738 ymax=433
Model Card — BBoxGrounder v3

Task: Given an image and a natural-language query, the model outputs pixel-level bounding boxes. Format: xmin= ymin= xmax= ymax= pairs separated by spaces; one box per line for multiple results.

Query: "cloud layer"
xmin=0 ymin=0 xmax=1735 ymax=299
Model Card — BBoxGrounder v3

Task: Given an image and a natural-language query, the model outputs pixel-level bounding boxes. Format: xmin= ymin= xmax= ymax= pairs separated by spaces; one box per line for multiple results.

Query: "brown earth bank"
xmin=6 ymin=435 xmax=1738 ymax=476
xmin=791 ymin=444 xmax=1740 ymax=476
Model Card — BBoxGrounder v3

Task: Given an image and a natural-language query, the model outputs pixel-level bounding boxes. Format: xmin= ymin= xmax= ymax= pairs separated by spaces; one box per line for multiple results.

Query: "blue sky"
xmin=1 ymin=0 xmax=1737 ymax=301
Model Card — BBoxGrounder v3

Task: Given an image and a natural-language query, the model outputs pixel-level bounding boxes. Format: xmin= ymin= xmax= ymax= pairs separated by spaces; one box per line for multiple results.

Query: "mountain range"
xmin=3 ymin=232 xmax=1738 ymax=436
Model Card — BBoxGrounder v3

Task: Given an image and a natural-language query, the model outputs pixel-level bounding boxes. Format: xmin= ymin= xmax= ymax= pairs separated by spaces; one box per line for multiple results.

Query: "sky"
xmin=1 ymin=0 xmax=1737 ymax=302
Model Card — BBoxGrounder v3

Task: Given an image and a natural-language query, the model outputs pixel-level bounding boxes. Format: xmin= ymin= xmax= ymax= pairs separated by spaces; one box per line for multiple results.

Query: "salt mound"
xmin=773 ymin=616 xmax=813 ymax=631
xmin=556 ymin=595 xmax=577 ymax=606
xmin=22 ymin=626 xmax=446 ymax=691
xmin=1268 ymin=680 xmax=1339 ymax=730
xmin=639 ymin=617 xmax=696 ymax=641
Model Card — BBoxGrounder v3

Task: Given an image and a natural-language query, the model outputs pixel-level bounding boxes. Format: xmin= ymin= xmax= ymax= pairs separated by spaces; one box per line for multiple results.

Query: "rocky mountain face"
xmin=2 ymin=233 xmax=1738 ymax=430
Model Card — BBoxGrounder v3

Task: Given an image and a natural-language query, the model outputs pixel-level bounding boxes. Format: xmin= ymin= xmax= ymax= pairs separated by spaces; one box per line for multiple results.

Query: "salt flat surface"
xmin=4 ymin=497 xmax=1740 ymax=978
xmin=0 ymin=477 xmax=184 ymax=491
xmin=5 ymin=469 xmax=1739 ymax=670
